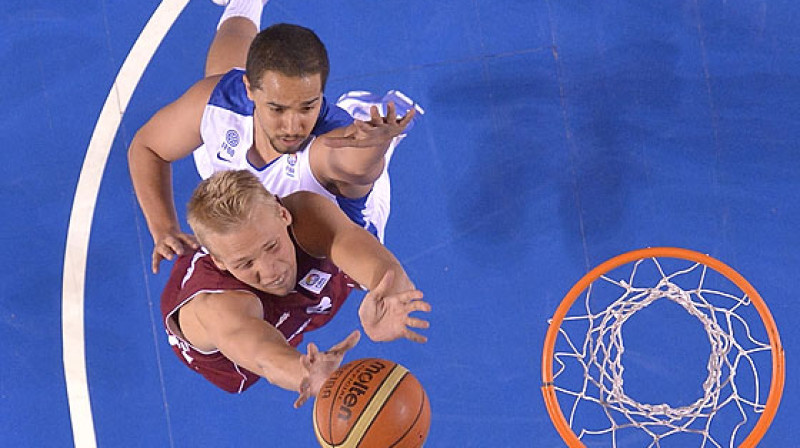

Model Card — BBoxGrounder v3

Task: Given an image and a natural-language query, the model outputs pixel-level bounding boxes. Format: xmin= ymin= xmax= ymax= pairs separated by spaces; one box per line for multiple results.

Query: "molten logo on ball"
xmin=335 ymin=360 xmax=387 ymax=420
xmin=313 ymin=358 xmax=431 ymax=448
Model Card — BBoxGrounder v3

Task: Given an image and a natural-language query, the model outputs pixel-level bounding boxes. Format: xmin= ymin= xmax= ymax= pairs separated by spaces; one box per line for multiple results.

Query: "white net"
xmin=549 ymin=256 xmax=777 ymax=447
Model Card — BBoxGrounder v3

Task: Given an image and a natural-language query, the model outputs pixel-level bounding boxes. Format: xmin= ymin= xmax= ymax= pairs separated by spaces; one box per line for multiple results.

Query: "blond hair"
xmin=187 ymin=170 xmax=280 ymax=247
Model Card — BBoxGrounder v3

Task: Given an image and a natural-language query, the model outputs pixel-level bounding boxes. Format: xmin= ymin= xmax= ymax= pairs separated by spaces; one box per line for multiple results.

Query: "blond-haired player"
xmin=160 ymin=170 xmax=430 ymax=407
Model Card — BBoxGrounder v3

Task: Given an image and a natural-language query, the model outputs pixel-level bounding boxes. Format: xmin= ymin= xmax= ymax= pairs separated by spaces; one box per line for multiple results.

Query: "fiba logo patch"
xmin=299 ymin=268 xmax=331 ymax=294
xmin=225 ymin=129 xmax=240 ymax=147
xmin=285 ymin=154 xmax=298 ymax=178
xmin=217 ymin=129 xmax=240 ymax=162
xmin=305 ymin=273 xmax=320 ymax=285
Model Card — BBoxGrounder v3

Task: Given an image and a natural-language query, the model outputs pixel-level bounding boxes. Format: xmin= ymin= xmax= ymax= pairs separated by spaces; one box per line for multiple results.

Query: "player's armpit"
xmin=187 ymin=290 xmax=308 ymax=392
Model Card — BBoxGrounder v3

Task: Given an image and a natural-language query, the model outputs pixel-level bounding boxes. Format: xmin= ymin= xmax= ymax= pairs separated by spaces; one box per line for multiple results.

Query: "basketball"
xmin=313 ymin=358 xmax=431 ymax=448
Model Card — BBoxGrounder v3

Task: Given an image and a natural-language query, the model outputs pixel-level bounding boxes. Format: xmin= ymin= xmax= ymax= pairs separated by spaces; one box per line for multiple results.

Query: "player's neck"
xmin=247 ymin=132 xmax=280 ymax=169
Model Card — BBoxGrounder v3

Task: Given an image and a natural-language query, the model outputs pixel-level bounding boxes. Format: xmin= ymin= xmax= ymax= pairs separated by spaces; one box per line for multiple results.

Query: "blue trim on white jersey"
xmin=246 ymin=152 xmax=284 ymax=172
xmin=208 ymin=69 xmax=254 ymax=116
xmin=336 ymin=194 xmax=378 ymax=238
xmin=313 ymin=97 xmax=354 ymax=134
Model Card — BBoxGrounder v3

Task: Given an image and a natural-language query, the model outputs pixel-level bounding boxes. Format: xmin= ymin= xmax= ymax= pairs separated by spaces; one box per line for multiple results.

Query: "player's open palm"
xmin=358 ymin=270 xmax=431 ymax=343
xmin=294 ymin=330 xmax=361 ymax=408
xmin=322 ymin=102 xmax=415 ymax=148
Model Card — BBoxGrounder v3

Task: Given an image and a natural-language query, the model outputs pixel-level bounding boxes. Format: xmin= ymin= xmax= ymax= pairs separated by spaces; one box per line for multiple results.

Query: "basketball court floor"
xmin=3 ymin=0 xmax=798 ymax=446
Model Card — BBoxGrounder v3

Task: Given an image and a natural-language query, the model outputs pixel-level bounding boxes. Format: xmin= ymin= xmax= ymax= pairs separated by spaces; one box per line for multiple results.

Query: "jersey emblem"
xmin=225 ymin=129 xmax=240 ymax=147
xmin=216 ymin=129 xmax=240 ymax=162
xmin=168 ymin=334 xmax=194 ymax=364
xmin=216 ymin=150 xmax=232 ymax=162
xmin=306 ymin=296 xmax=333 ymax=314
xmin=285 ymin=154 xmax=297 ymax=178
xmin=299 ymin=269 xmax=332 ymax=294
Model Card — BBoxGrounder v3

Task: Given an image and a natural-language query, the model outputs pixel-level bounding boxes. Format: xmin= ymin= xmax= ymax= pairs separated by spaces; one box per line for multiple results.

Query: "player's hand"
xmin=321 ymin=102 xmax=415 ymax=148
xmin=358 ymin=270 xmax=431 ymax=344
xmin=294 ymin=330 xmax=361 ymax=409
xmin=151 ymin=229 xmax=200 ymax=274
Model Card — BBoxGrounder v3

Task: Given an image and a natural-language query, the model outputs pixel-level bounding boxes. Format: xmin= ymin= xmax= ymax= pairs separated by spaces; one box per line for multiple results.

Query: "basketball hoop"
xmin=541 ymin=247 xmax=784 ymax=447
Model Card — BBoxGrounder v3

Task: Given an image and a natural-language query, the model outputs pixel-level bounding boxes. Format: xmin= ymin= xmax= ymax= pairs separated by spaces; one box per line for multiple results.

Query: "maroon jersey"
xmin=160 ymin=236 xmax=355 ymax=393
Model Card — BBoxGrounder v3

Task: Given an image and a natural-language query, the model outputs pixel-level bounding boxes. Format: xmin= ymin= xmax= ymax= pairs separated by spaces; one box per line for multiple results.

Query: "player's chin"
xmin=257 ymin=285 xmax=291 ymax=296
xmin=274 ymin=138 xmax=307 ymax=154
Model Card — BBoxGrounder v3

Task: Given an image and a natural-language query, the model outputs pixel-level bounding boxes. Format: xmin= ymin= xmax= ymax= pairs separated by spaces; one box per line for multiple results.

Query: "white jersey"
xmin=192 ymin=69 xmax=391 ymax=241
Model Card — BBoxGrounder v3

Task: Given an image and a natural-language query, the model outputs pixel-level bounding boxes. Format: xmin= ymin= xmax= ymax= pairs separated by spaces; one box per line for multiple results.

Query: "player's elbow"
xmin=339 ymin=162 xmax=385 ymax=186
xmin=127 ymin=132 xmax=152 ymax=165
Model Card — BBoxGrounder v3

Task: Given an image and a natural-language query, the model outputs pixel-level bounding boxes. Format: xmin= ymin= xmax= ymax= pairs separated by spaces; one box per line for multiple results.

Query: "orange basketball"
xmin=313 ymin=358 xmax=431 ymax=448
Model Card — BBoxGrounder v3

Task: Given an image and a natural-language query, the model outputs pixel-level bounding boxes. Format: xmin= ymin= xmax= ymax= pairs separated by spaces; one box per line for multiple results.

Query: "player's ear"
xmin=278 ymin=204 xmax=293 ymax=227
xmin=209 ymin=253 xmax=228 ymax=272
xmin=243 ymin=74 xmax=254 ymax=101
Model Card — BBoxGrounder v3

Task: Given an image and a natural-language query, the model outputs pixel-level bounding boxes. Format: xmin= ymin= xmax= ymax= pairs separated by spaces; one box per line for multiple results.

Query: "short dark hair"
xmin=246 ymin=23 xmax=330 ymax=90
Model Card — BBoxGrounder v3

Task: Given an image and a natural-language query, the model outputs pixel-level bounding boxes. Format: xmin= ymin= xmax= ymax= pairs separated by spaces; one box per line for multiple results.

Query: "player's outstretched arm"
xmin=312 ymin=102 xmax=415 ymax=198
xmin=128 ymin=76 xmax=219 ymax=273
xmin=283 ymin=191 xmax=431 ymax=343
xmin=179 ymin=290 xmax=359 ymax=405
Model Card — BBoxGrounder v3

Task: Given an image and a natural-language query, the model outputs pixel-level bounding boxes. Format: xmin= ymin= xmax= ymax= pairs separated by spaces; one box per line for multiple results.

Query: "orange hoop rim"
xmin=540 ymin=247 xmax=785 ymax=448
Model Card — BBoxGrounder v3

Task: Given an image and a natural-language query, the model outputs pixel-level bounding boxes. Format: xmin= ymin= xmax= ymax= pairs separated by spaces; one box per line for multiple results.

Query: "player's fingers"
xmin=389 ymin=289 xmax=423 ymax=305
xmin=369 ymin=105 xmax=382 ymax=124
xmin=307 ymin=342 xmax=320 ymax=361
xmin=354 ymin=119 xmax=381 ymax=135
xmin=385 ymin=101 xmax=397 ymax=122
xmin=407 ymin=298 xmax=431 ymax=313
xmin=294 ymin=378 xmax=311 ymax=408
xmin=152 ymin=244 xmax=178 ymax=273
xmin=152 ymin=240 xmax=179 ymax=269
xmin=406 ymin=317 xmax=430 ymax=330
xmin=397 ymin=107 xmax=416 ymax=128
xmin=165 ymin=236 xmax=186 ymax=256
xmin=331 ymin=330 xmax=361 ymax=353
xmin=155 ymin=238 xmax=182 ymax=264
xmin=179 ymin=233 xmax=200 ymax=249
xmin=320 ymin=126 xmax=376 ymax=148
xmin=404 ymin=329 xmax=428 ymax=344
xmin=151 ymin=250 xmax=164 ymax=274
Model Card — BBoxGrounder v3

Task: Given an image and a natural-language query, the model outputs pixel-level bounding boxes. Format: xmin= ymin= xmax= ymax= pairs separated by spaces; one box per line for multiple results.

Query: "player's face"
xmin=207 ymin=203 xmax=297 ymax=296
xmin=246 ymin=71 xmax=323 ymax=156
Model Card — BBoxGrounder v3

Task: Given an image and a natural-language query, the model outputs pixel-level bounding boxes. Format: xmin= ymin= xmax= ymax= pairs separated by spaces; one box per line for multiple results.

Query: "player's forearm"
xmin=128 ymin=141 xmax=181 ymax=240
xmin=332 ymin=229 xmax=415 ymax=294
xmin=253 ymin=346 xmax=308 ymax=392
xmin=328 ymin=130 xmax=390 ymax=184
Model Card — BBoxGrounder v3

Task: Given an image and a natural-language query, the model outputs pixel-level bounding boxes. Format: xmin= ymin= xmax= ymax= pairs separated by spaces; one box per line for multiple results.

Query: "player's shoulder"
xmin=205 ymin=69 xmax=252 ymax=115
xmin=180 ymin=70 xmax=242 ymax=106
xmin=191 ymin=289 xmax=263 ymax=317
xmin=282 ymin=190 xmax=333 ymax=215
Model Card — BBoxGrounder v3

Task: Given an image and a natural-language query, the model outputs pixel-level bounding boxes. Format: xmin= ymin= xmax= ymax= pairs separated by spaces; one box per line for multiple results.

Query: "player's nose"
xmin=256 ymin=258 xmax=282 ymax=286
xmin=282 ymin=111 xmax=302 ymax=134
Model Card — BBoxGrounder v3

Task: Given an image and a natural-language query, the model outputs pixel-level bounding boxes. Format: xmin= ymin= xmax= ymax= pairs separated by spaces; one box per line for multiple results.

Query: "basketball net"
xmin=541 ymin=248 xmax=785 ymax=448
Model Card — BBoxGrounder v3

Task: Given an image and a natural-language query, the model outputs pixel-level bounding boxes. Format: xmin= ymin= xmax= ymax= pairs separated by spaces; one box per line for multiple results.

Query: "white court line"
xmin=61 ymin=1 xmax=188 ymax=446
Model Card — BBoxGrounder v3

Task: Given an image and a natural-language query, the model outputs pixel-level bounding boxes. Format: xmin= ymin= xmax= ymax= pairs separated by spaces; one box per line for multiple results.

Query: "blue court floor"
xmin=2 ymin=0 xmax=798 ymax=446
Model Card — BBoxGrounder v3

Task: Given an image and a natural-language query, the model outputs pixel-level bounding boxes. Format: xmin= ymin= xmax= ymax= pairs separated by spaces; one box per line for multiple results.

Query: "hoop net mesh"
xmin=546 ymin=255 xmax=780 ymax=447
